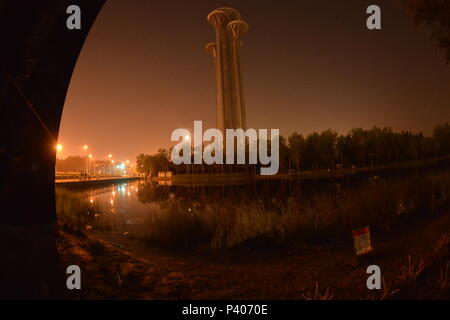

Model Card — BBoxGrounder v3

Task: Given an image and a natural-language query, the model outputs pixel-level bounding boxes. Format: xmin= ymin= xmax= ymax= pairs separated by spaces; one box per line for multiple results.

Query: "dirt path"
xmin=57 ymin=210 xmax=450 ymax=300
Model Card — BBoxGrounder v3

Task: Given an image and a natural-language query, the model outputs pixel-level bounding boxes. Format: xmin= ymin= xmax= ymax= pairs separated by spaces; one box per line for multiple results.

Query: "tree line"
xmin=135 ymin=123 xmax=450 ymax=177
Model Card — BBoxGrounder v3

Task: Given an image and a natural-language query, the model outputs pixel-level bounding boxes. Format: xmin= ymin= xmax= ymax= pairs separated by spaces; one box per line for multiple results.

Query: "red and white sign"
xmin=352 ymin=226 xmax=372 ymax=256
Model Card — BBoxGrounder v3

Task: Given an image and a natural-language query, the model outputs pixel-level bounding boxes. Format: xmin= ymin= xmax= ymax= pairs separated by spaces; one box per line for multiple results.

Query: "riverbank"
xmin=57 ymin=206 xmax=450 ymax=300
xmin=54 ymin=158 xmax=450 ymax=299
xmin=56 ymin=176 xmax=142 ymax=189
xmin=152 ymin=155 xmax=450 ymax=185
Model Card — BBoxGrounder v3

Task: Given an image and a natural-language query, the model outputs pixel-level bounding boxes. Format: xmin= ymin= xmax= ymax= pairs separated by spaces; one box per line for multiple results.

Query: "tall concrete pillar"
xmin=228 ymin=20 xmax=248 ymax=129
xmin=206 ymin=8 xmax=248 ymax=131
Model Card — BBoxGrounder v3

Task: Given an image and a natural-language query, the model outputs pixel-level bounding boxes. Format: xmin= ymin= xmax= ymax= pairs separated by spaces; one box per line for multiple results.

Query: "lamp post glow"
xmin=55 ymin=144 xmax=63 ymax=172
xmin=88 ymin=154 xmax=93 ymax=175
xmin=82 ymin=145 xmax=89 ymax=174
xmin=108 ymin=154 xmax=113 ymax=175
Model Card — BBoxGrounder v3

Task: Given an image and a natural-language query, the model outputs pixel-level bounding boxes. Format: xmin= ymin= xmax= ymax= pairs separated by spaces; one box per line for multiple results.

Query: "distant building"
xmin=157 ymin=171 xmax=173 ymax=178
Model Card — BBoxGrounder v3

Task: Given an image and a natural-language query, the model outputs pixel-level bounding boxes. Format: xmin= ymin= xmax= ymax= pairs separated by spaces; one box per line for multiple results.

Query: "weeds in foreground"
xmin=56 ymin=188 xmax=108 ymax=235
xmin=433 ymin=234 xmax=450 ymax=255
xmin=366 ymin=277 xmax=400 ymax=300
xmin=299 ymin=282 xmax=334 ymax=300
xmin=430 ymin=234 xmax=450 ymax=297
xmin=398 ymin=255 xmax=425 ymax=287
xmin=437 ymin=261 xmax=450 ymax=292
xmin=379 ymin=278 xmax=400 ymax=300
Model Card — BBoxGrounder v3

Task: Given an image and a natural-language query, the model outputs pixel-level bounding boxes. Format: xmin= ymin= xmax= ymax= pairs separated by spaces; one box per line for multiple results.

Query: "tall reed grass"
xmin=55 ymin=188 xmax=107 ymax=235
xmin=139 ymin=173 xmax=450 ymax=250
xmin=55 ymin=172 xmax=450 ymax=251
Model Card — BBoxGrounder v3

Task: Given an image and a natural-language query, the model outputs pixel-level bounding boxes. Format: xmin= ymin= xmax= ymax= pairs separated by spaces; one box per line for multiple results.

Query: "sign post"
xmin=352 ymin=226 xmax=372 ymax=256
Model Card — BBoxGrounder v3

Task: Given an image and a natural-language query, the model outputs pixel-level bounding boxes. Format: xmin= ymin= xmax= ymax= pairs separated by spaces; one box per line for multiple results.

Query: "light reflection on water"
xmin=77 ymin=161 xmax=450 ymax=248
xmin=86 ymin=181 xmax=160 ymax=236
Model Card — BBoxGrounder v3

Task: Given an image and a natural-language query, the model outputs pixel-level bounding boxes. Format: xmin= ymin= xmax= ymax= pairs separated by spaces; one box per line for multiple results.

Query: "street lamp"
xmin=82 ymin=145 xmax=89 ymax=174
xmin=55 ymin=144 xmax=63 ymax=173
xmin=88 ymin=154 xmax=93 ymax=175
xmin=184 ymin=135 xmax=193 ymax=174
xmin=107 ymin=154 xmax=113 ymax=175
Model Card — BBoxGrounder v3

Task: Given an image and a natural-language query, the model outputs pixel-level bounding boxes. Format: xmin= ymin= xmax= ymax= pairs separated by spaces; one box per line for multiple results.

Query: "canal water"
xmin=76 ymin=160 xmax=450 ymax=249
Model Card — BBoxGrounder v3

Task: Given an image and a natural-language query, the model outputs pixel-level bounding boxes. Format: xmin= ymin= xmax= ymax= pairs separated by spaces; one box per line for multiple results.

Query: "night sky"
xmin=58 ymin=0 xmax=450 ymax=161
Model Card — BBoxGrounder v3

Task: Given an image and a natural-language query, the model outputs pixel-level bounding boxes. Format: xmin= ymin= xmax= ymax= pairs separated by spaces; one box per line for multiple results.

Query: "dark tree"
xmin=404 ymin=0 xmax=450 ymax=62
xmin=433 ymin=123 xmax=450 ymax=155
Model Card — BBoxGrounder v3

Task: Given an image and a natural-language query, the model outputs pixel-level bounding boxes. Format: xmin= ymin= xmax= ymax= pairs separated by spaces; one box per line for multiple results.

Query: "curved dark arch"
xmin=1 ymin=0 xmax=105 ymax=226
xmin=0 ymin=0 xmax=105 ymax=298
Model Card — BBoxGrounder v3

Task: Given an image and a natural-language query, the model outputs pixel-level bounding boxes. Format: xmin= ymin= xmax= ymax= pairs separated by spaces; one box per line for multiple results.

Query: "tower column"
xmin=228 ymin=20 xmax=249 ymax=129
xmin=206 ymin=8 xmax=247 ymax=131
xmin=206 ymin=10 xmax=228 ymax=133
